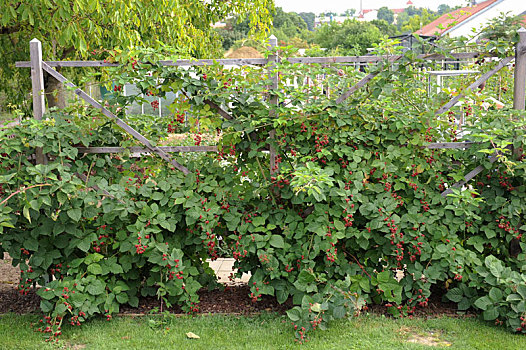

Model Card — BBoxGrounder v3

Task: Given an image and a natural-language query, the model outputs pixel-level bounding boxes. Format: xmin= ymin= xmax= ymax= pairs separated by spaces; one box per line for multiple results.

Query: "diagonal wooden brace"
xmin=435 ymin=56 xmax=514 ymax=116
xmin=41 ymin=62 xmax=190 ymax=174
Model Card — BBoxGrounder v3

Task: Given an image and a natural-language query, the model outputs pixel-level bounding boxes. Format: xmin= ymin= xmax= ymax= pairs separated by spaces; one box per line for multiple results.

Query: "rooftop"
xmin=414 ymin=0 xmax=499 ymax=36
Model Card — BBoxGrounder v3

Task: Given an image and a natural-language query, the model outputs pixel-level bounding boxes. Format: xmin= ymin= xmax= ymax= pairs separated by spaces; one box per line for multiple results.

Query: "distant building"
xmin=356 ymin=1 xmax=412 ymax=22
xmin=211 ymin=21 xmax=227 ymax=29
xmin=414 ymin=0 xmax=526 ymax=38
xmin=314 ymin=15 xmax=352 ymax=28
xmin=357 ymin=9 xmax=378 ymax=21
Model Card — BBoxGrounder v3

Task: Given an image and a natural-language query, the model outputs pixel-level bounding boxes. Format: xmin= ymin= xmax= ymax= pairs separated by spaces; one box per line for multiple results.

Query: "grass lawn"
xmin=1 ymin=312 xmax=525 ymax=350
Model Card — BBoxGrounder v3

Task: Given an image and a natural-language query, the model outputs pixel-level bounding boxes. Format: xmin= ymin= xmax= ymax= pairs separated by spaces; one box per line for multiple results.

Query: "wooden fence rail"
xmin=15 ymin=31 xmax=526 ymax=197
xmin=15 ymin=52 xmax=488 ymax=69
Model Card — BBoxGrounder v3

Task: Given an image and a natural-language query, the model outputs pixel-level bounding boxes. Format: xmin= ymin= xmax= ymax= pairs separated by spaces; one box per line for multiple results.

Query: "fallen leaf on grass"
xmin=186 ymin=332 xmax=200 ymax=339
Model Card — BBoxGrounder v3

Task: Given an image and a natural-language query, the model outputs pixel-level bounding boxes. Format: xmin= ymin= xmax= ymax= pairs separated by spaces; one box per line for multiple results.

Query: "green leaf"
xmin=333 ymin=305 xmax=346 ymax=319
xmin=252 ymin=216 xmax=265 ymax=227
xmin=517 ymin=285 xmax=526 ymax=299
xmin=269 ymin=235 xmax=284 ymax=249
xmin=488 ymin=287 xmax=503 ymax=301
xmin=276 ymin=289 xmax=289 ymax=304
xmin=86 ymin=279 xmax=105 ymax=295
xmin=483 ymin=308 xmax=499 ymax=321
xmin=333 ymin=220 xmax=345 ymax=231
xmin=506 ymin=293 xmax=522 ymax=302
xmin=474 ymin=296 xmax=492 ymax=311
xmin=23 ymin=206 xmax=31 ymax=223
xmin=116 ymin=293 xmax=129 ymax=304
xmin=151 ymin=192 xmax=164 ymax=200
xmin=88 ymin=263 xmax=103 ymax=275
xmin=445 ymin=288 xmax=463 ymax=303
xmin=67 ymin=208 xmax=82 ymax=222
xmin=311 ymin=302 xmax=321 ymax=313
xmin=297 ymin=270 xmax=315 ymax=284
xmin=286 ymin=307 xmax=301 ymax=322
xmin=78 ymin=239 xmax=92 ymax=253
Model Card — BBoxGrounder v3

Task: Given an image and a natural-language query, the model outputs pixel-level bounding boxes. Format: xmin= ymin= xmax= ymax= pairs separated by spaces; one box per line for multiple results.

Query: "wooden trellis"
xmin=15 ymin=30 xmax=526 ymax=197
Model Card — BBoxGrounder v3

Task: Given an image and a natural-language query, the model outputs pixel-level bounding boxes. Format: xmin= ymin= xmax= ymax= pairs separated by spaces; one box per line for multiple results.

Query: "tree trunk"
xmin=44 ymin=71 xmax=66 ymax=110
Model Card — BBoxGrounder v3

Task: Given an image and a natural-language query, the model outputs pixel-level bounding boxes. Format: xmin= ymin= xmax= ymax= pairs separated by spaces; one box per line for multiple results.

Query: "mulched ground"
xmin=0 ymin=254 xmax=467 ymax=318
xmin=0 ymin=253 xmax=291 ymax=315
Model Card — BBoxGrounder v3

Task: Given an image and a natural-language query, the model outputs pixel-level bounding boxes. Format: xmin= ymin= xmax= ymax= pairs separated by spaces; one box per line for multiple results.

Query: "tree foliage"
xmin=480 ymin=12 xmax=525 ymax=43
xmin=314 ymin=19 xmax=384 ymax=55
xmin=299 ymin=12 xmax=316 ymax=31
xmin=0 ymin=0 xmax=274 ymax=108
xmin=377 ymin=7 xmax=395 ymax=25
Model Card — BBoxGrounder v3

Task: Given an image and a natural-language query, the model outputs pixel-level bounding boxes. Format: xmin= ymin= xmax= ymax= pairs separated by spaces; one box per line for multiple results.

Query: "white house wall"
xmin=447 ymin=0 xmax=525 ymax=38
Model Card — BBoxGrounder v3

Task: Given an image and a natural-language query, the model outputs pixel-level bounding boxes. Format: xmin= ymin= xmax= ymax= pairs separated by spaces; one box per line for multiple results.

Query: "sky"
xmin=274 ymin=0 xmax=472 ymax=14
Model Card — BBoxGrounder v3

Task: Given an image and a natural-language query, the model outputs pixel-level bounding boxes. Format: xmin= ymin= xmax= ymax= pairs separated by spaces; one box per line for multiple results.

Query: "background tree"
xmin=401 ymin=9 xmax=438 ymax=33
xmin=342 ymin=9 xmax=357 ymax=17
xmin=377 ymin=7 xmax=395 ymax=25
xmin=437 ymin=4 xmax=453 ymax=15
xmin=370 ymin=19 xmax=398 ymax=37
xmin=298 ymin=12 xmax=316 ymax=31
xmin=272 ymin=7 xmax=308 ymax=39
xmin=0 ymin=0 xmax=273 ymax=110
xmin=479 ymin=12 xmax=525 ymax=43
xmin=313 ymin=19 xmax=384 ymax=55
xmin=216 ymin=16 xmax=251 ymax=50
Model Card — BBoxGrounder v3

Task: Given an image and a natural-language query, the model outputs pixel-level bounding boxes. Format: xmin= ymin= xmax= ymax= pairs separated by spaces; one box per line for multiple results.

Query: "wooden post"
xmin=513 ymin=28 xmax=526 ymax=110
xmin=268 ymin=35 xmax=278 ymax=175
xmin=30 ymin=38 xmax=46 ymax=164
xmin=512 ymin=28 xmax=526 ymax=159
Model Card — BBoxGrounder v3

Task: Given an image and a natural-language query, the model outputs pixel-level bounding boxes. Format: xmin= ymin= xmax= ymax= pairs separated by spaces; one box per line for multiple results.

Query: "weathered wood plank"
xmin=16 ymin=52 xmax=490 ymax=68
xmin=30 ymin=39 xmax=46 ymax=165
xmin=333 ymin=54 xmax=406 ymax=104
xmin=425 ymin=142 xmax=478 ymax=149
xmin=159 ymin=58 xmax=268 ymax=66
xmin=436 ymin=56 xmax=514 ymax=116
xmin=268 ymin=35 xmax=279 ymax=175
xmin=204 ymin=100 xmax=233 ymax=120
xmin=41 ymin=62 xmax=190 ymax=174
xmin=16 ymin=58 xmax=268 ymax=68
xmin=287 ymin=52 xmax=487 ymax=64
xmin=76 ymin=146 xmax=217 ymax=154
xmin=441 ymin=154 xmax=499 ymax=197
xmin=334 ymin=72 xmax=379 ymax=104
xmin=513 ymin=28 xmax=526 ymax=110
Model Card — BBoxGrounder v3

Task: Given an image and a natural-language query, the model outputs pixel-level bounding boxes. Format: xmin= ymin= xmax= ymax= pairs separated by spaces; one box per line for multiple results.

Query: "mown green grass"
xmin=0 ymin=312 xmax=525 ymax=350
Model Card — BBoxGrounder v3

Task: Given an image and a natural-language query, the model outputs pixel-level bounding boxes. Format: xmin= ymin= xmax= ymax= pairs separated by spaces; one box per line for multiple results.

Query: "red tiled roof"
xmin=392 ymin=8 xmax=406 ymax=14
xmin=414 ymin=0 xmax=499 ymax=36
xmin=407 ymin=0 xmax=413 ymax=4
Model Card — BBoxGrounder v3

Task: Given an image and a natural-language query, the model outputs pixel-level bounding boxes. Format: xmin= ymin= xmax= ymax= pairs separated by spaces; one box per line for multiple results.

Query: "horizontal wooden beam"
xmin=76 ymin=146 xmax=217 ymax=154
xmin=16 ymin=58 xmax=268 ymax=68
xmin=15 ymin=52 xmax=491 ymax=69
xmin=425 ymin=142 xmax=478 ymax=149
xmin=287 ymin=52 xmax=488 ymax=64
